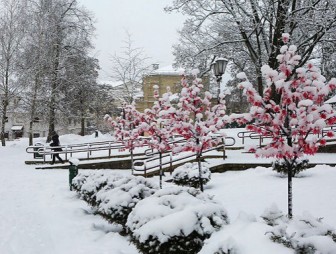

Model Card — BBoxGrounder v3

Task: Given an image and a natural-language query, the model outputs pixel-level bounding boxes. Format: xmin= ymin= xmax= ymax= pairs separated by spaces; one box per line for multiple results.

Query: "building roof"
xmin=150 ymin=65 xmax=185 ymax=76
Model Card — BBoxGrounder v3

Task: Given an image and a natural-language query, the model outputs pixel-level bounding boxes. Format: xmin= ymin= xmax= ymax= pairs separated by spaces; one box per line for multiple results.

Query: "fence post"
xmin=170 ymin=152 xmax=173 ymax=175
xmin=65 ymin=145 xmax=68 ymax=161
xmin=222 ymin=138 xmax=226 ymax=160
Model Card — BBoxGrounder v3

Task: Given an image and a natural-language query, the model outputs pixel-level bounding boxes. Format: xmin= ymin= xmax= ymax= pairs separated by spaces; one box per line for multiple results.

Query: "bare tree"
xmin=29 ymin=0 xmax=95 ymax=142
xmin=62 ymin=53 xmax=99 ymax=136
xmin=110 ymin=31 xmax=151 ymax=104
xmin=167 ymin=0 xmax=336 ymax=100
xmin=0 ymin=0 xmax=27 ymax=146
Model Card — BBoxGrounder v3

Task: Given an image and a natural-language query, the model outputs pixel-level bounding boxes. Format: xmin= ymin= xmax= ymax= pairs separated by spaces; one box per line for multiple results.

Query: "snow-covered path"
xmin=0 ymin=141 xmax=138 ymax=254
xmin=1 ymin=134 xmax=336 ymax=254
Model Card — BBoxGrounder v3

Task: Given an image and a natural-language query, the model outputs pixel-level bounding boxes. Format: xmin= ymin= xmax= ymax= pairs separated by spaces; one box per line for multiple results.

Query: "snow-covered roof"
xmin=99 ymin=80 xmax=124 ymax=87
xmin=150 ymin=65 xmax=185 ymax=76
xmin=11 ymin=125 xmax=23 ymax=131
xmin=325 ymin=94 xmax=336 ymax=104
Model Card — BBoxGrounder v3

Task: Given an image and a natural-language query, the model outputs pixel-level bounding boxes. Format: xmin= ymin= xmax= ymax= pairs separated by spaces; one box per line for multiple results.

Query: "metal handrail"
xmin=133 ymin=137 xmax=236 ymax=176
xmin=144 ymin=137 xmax=187 ymax=157
xmin=237 ymin=125 xmax=336 ymax=148
xmin=26 ymin=139 xmax=137 ymax=163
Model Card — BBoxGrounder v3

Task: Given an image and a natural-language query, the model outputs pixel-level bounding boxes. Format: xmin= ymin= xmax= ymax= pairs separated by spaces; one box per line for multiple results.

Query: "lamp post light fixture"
xmin=212 ymin=57 xmax=228 ymax=104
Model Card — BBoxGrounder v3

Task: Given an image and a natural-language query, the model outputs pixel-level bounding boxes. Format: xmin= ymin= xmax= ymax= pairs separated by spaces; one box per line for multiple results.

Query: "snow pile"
xmin=172 ymin=162 xmax=211 ymax=188
xmin=69 ymin=157 xmax=80 ymax=166
xmin=263 ymin=205 xmax=336 ymax=253
xmin=126 ymin=186 xmax=228 ymax=254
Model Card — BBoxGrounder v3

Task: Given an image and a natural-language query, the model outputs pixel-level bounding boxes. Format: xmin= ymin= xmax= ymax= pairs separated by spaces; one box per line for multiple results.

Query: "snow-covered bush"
xmin=77 ymin=173 xmax=122 ymax=206
xmin=71 ymin=172 xmax=90 ymax=192
xmin=95 ymin=176 xmax=158 ymax=228
xmin=261 ymin=203 xmax=287 ymax=226
xmin=172 ymin=162 xmax=211 ymax=188
xmin=126 ymin=186 xmax=229 ymax=254
xmin=265 ymin=211 xmax=336 ymax=253
xmin=273 ymin=158 xmax=309 ymax=177
xmin=200 ymin=236 xmax=239 ymax=254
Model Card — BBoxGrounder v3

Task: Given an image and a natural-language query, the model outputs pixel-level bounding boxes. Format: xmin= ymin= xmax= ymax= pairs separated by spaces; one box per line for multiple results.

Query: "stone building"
xmin=136 ymin=65 xmax=210 ymax=112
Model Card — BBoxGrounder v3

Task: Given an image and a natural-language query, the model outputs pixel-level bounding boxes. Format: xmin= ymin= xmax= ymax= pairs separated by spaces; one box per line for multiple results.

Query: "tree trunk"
xmin=47 ymin=27 xmax=61 ymax=143
xmin=287 ymin=136 xmax=293 ymax=219
xmin=269 ymin=0 xmax=290 ymax=103
xmin=1 ymin=100 xmax=7 ymax=146
xmin=1 ymin=61 xmax=10 ymax=147
xmin=197 ymin=153 xmax=203 ymax=192
xmin=29 ymin=121 xmax=33 ymax=146
xmin=159 ymin=151 xmax=163 ymax=189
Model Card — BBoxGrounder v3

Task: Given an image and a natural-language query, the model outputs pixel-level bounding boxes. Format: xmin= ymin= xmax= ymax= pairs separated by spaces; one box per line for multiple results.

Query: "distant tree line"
xmin=0 ymin=0 xmax=115 ymax=146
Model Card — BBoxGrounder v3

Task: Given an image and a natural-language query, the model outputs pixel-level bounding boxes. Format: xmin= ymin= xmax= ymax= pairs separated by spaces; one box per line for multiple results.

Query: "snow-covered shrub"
xmin=172 ymin=162 xmax=211 ymax=188
xmin=71 ymin=172 xmax=90 ymax=192
xmin=266 ymin=212 xmax=336 ymax=253
xmin=272 ymin=158 xmax=309 ymax=177
xmin=78 ymin=173 xmax=122 ymax=206
xmin=95 ymin=176 xmax=158 ymax=228
xmin=200 ymin=237 xmax=239 ymax=254
xmin=126 ymin=186 xmax=229 ymax=254
xmin=261 ymin=204 xmax=287 ymax=226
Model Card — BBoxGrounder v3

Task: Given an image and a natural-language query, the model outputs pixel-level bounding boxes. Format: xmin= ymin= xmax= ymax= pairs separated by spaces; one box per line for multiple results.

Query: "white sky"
xmin=78 ymin=0 xmax=185 ymax=82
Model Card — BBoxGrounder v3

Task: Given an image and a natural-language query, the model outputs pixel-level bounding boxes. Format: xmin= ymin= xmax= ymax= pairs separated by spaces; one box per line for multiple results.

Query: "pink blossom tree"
xmin=104 ymin=102 xmax=145 ymax=172
xmin=173 ymin=74 xmax=227 ymax=191
xmin=236 ymin=34 xmax=336 ymax=218
xmin=141 ymin=86 xmax=176 ymax=188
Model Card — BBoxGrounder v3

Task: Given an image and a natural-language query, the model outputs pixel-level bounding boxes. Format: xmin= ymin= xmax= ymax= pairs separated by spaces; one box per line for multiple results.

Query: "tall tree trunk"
xmin=1 ymin=61 xmax=10 ymax=146
xmin=269 ymin=0 xmax=290 ymax=102
xmin=80 ymin=117 xmax=85 ymax=136
xmin=29 ymin=76 xmax=39 ymax=146
xmin=29 ymin=121 xmax=33 ymax=146
xmin=80 ymin=97 xmax=85 ymax=136
xmin=0 ymin=99 xmax=7 ymax=146
xmin=47 ymin=32 xmax=61 ymax=142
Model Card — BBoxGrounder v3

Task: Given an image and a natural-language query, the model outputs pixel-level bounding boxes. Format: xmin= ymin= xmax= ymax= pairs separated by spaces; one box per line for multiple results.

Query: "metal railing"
xmin=26 ymin=140 xmax=129 ymax=163
xmin=133 ymin=137 xmax=236 ymax=177
xmin=237 ymin=125 xmax=336 ymax=148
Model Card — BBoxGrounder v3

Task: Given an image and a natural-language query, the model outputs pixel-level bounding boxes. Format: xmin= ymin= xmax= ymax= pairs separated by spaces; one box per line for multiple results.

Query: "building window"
xmin=33 ymin=133 xmax=40 ymax=138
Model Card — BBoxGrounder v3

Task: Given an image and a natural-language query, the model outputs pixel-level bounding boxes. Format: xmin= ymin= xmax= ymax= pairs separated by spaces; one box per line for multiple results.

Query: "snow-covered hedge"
xmin=71 ymin=172 xmax=90 ymax=192
xmin=172 ymin=162 xmax=211 ymax=188
xmin=272 ymin=158 xmax=309 ymax=177
xmin=74 ymin=172 xmax=122 ymax=206
xmin=126 ymin=186 xmax=228 ymax=254
xmin=95 ymin=176 xmax=158 ymax=227
xmin=263 ymin=206 xmax=336 ymax=252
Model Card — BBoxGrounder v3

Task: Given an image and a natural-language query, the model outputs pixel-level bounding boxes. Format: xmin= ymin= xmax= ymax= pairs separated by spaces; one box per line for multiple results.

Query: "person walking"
xmin=50 ymin=133 xmax=64 ymax=164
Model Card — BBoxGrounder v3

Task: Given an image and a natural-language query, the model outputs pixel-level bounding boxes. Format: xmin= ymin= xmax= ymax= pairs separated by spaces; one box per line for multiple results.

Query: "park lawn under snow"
xmin=1 ymin=133 xmax=336 ymax=253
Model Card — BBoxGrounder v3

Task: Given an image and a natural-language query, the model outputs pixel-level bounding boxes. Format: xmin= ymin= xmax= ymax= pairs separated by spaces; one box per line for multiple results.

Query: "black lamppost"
xmin=212 ymin=58 xmax=228 ymax=104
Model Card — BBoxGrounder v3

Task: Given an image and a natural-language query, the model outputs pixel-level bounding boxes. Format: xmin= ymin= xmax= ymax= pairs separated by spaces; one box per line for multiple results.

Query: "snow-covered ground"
xmin=1 ymin=132 xmax=336 ymax=254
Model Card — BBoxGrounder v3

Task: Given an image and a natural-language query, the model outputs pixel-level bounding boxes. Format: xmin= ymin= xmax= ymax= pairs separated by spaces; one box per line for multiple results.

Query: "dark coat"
xmin=50 ymin=134 xmax=62 ymax=151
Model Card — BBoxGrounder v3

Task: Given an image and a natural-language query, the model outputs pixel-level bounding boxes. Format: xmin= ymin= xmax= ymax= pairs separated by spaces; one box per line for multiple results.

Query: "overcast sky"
xmin=78 ymin=0 xmax=185 ymax=82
